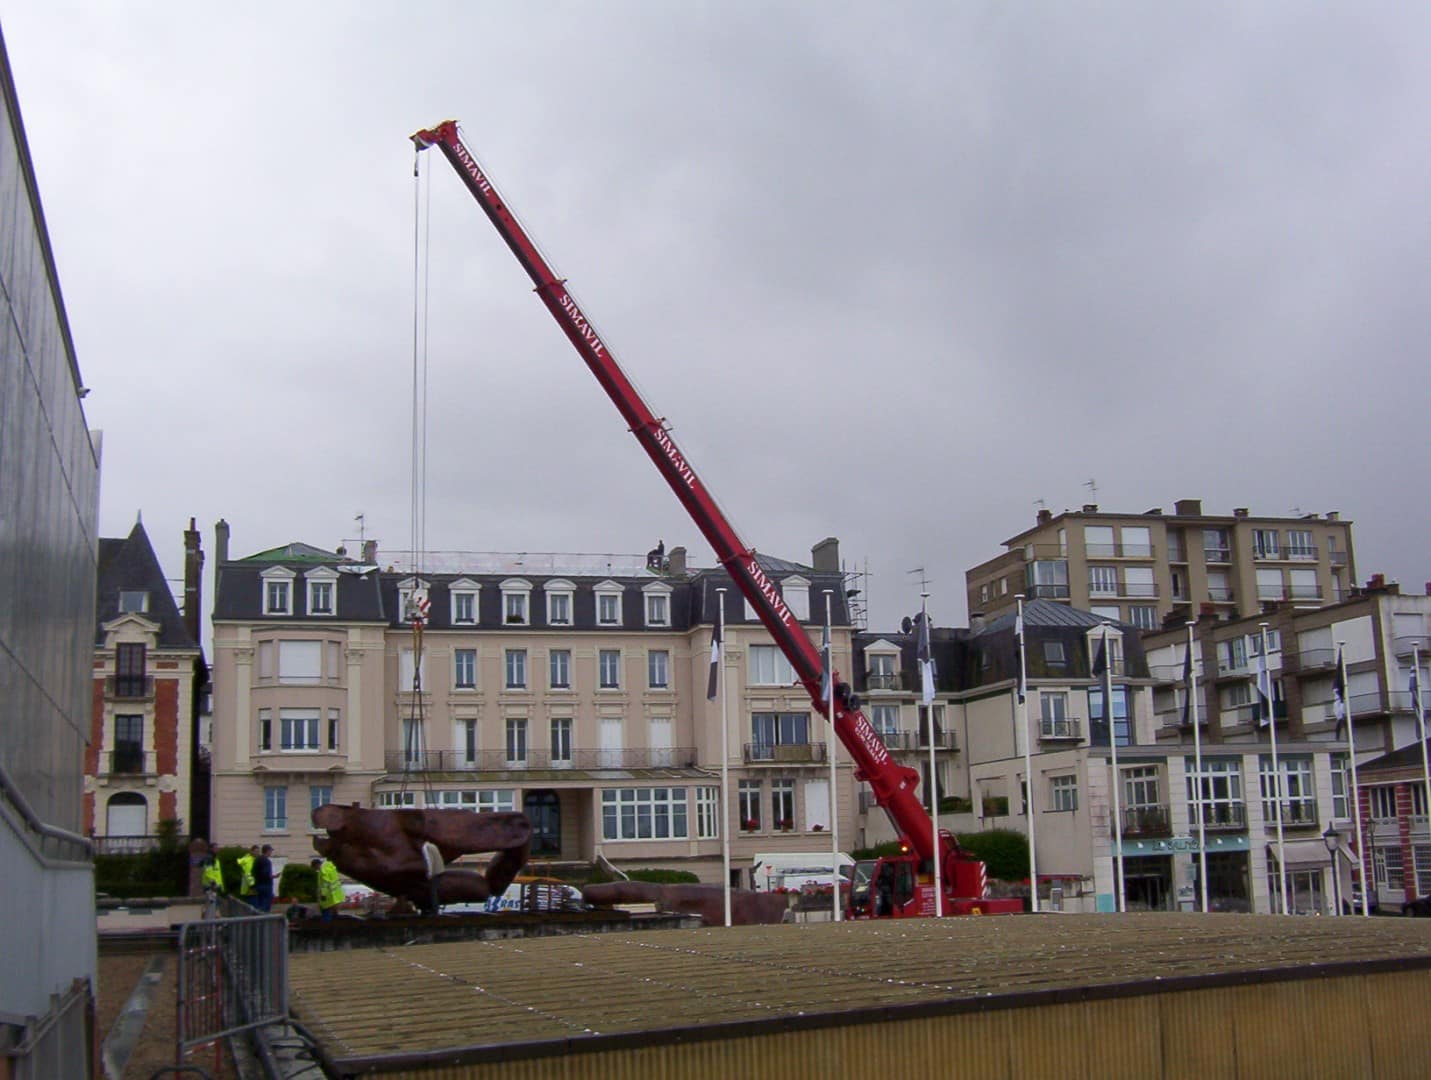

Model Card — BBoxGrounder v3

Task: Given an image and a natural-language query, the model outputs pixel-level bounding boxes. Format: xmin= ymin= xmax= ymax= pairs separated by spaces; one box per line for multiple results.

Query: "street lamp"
xmin=1323 ymin=824 xmax=1342 ymax=917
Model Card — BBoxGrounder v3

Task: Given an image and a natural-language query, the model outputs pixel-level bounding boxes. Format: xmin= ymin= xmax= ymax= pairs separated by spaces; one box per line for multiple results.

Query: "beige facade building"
xmin=208 ymin=527 xmax=859 ymax=886
xmin=965 ymin=499 xmax=1356 ymax=632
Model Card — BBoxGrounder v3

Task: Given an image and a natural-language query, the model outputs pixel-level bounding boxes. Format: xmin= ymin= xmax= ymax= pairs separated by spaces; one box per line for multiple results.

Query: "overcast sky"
xmin=5 ymin=1 xmax=1428 ymax=634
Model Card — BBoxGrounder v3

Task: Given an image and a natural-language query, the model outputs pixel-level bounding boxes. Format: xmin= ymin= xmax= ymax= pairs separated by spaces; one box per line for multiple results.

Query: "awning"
xmin=1266 ymin=839 xmax=1335 ymax=870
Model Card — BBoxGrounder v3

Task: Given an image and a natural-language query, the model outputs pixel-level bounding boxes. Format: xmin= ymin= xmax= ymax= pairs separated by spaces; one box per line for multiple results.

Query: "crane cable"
xmin=401 ymin=149 xmax=435 ymax=801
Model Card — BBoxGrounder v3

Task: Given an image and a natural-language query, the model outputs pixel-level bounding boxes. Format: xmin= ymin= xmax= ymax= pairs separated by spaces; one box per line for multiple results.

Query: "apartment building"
xmin=86 ymin=518 xmax=208 ymax=849
xmin=209 ymin=527 xmax=857 ymax=885
xmin=966 ymin=499 xmax=1356 ymax=632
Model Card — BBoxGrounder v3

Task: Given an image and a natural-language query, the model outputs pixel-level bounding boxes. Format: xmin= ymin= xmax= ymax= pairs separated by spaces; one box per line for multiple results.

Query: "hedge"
xmin=94 ymin=850 xmax=189 ymax=898
xmin=955 ymin=829 xmax=1029 ymax=882
xmin=278 ymin=863 xmax=318 ymax=902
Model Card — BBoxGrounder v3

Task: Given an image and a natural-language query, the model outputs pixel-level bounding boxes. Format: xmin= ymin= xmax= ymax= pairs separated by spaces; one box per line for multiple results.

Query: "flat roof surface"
xmin=289 ymin=913 xmax=1431 ymax=1065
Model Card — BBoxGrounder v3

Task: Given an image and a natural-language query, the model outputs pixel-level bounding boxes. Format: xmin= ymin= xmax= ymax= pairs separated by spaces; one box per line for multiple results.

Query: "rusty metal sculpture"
xmin=582 ymin=881 xmax=794 ymax=926
xmin=312 ymin=803 xmax=531 ymax=912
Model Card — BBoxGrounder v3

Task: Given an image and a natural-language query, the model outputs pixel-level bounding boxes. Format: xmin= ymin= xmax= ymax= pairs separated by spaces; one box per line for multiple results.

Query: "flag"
xmin=1092 ymin=636 xmax=1108 ymax=679
xmin=1332 ymin=645 xmax=1347 ymax=737
xmin=1254 ymin=649 xmax=1272 ymax=727
xmin=1180 ymin=646 xmax=1194 ymax=727
xmin=819 ymin=612 xmax=832 ymax=703
xmin=1015 ymin=609 xmax=1027 ymax=705
xmin=706 ymin=594 xmax=723 ymax=701
xmin=1412 ymin=664 xmax=1424 ymax=730
xmin=916 ymin=612 xmax=935 ymax=706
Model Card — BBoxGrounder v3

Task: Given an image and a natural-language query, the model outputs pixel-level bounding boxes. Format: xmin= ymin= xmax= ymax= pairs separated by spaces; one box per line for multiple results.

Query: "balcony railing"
xmin=1039 ymin=717 xmax=1082 ymax=740
xmin=1121 ymin=583 xmax=1159 ymax=598
xmin=102 ymin=749 xmax=155 ymax=776
xmin=1329 ymin=549 xmax=1348 ymax=567
xmin=1119 ymin=805 xmax=1172 ymax=837
xmin=1287 ymin=547 xmax=1318 ymax=561
xmin=880 ymin=730 xmax=958 ymax=752
xmin=105 ymin=675 xmax=153 ymax=700
xmin=91 ymin=833 xmax=188 ymax=855
xmin=1257 ymin=587 xmax=1286 ymax=601
xmin=1393 ymin=635 xmax=1426 ymax=657
xmin=1026 ymin=583 xmax=1071 ymax=600
xmin=1203 ymin=547 xmax=1232 ymax=564
xmin=744 ymin=742 xmax=828 ymax=765
xmin=1265 ymin=800 xmax=1319 ymax=827
xmin=384 ymin=747 xmax=696 ymax=772
xmin=1188 ymin=803 xmax=1247 ymax=831
xmin=1085 ymin=544 xmax=1155 ymax=559
xmin=1223 ymin=700 xmax=1288 ymax=725
xmin=1207 ymin=586 xmax=1234 ymax=602
xmin=1289 ymin=584 xmax=1323 ymax=601
xmin=1297 ymin=648 xmax=1338 ymax=670
xmin=865 ymin=672 xmax=905 ymax=692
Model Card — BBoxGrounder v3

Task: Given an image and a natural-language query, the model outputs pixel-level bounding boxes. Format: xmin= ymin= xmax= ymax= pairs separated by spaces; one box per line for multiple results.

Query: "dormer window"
xmin=781 ymin=576 xmax=811 ymax=622
xmin=546 ymin=580 xmax=575 ymax=626
xmin=306 ymin=567 xmax=338 ymax=617
xmin=643 ymin=582 xmax=673 ymax=627
xmin=118 ymin=590 xmax=149 ymax=614
xmin=501 ymin=579 xmax=532 ymax=625
xmin=395 ymin=577 xmax=431 ymax=624
xmin=595 ymin=581 xmax=623 ymax=626
xmin=450 ymin=579 xmax=480 ymax=625
xmin=261 ymin=567 xmax=296 ymax=615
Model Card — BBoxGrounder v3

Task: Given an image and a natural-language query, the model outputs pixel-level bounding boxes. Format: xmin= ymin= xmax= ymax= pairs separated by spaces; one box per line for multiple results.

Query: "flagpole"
xmin=922 ymin=595 xmax=943 ymax=918
xmin=1262 ymin=623 xmax=1288 ymax=915
xmin=1017 ymin=595 xmax=1038 ymax=913
xmin=1413 ymin=642 xmax=1430 ymax=870
xmin=825 ymin=590 xmax=841 ymax=922
xmin=1102 ymin=623 xmax=1126 ymax=913
xmin=1187 ymin=621 xmax=1209 ymax=913
xmin=1340 ymin=642 xmax=1368 ymax=917
xmin=717 ymin=588 xmax=731 ymax=928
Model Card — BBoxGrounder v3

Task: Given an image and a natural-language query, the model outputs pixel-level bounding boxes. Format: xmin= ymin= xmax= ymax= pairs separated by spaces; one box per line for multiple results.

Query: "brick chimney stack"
xmin=362 ymin=539 xmax=378 ymax=564
xmin=183 ymin=517 xmax=203 ymax=645
xmin=811 ymin=537 xmax=840 ymax=572
xmin=215 ymin=518 xmax=229 ymax=565
xmin=667 ymin=546 xmax=687 ymax=576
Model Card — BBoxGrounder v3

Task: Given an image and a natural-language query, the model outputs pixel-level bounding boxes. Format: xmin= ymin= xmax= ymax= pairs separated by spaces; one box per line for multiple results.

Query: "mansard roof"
xmin=95 ymin=521 xmax=196 ymax=649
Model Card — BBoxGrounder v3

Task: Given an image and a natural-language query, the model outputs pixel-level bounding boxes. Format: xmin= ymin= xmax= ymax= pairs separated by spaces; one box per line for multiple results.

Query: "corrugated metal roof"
xmin=975 ymin=599 xmax=1127 ymax=636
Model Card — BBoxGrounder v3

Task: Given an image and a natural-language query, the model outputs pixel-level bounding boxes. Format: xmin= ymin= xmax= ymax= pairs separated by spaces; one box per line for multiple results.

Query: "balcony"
xmin=1289 ymin=584 xmax=1323 ymax=601
xmin=100 ymin=749 xmax=156 ymax=777
xmin=1257 ymin=587 xmax=1286 ymax=602
xmin=865 ymin=671 xmax=905 ymax=692
xmin=1026 ymin=584 xmax=1071 ymax=600
xmin=1039 ymin=717 xmax=1082 ymax=741
xmin=105 ymin=675 xmax=153 ymax=700
xmin=383 ymin=747 xmax=697 ymax=772
xmin=1206 ymin=586 xmax=1235 ymax=602
xmin=1189 ymin=803 xmax=1247 ymax=831
xmin=1329 ymin=549 xmax=1348 ymax=567
xmin=1085 ymin=543 xmax=1154 ymax=559
xmin=744 ymin=742 xmax=828 ymax=765
xmin=1393 ymin=635 xmax=1426 ymax=658
xmin=1203 ymin=547 xmax=1232 ymax=564
xmin=1287 ymin=546 xmax=1318 ymax=562
xmin=1121 ymin=583 xmax=1159 ymax=599
xmin=1223 ymin=700 xmax=1288 ymax=726
xmin=880 ymin=730 xmax=958 ymax=752
xmin=1266 ymin=800 xmax=1319 ymax=828
xmin=1297 ymin=648 xmax=1338 ymax=670
xmin=1119 ymin=805 xmax=1172 ymax=837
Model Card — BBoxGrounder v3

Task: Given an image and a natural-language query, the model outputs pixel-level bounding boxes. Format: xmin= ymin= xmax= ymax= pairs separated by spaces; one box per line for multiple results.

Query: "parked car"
xmin=1344 ymin=888 xmax=1379 ymax=915
xmin=1402 ymin=895 xmax=1431 ymax=917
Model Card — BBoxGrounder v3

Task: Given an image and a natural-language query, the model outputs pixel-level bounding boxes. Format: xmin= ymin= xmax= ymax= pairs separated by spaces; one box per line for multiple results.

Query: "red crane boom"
xmin=411 ymin=121 xmax=995 ymax=911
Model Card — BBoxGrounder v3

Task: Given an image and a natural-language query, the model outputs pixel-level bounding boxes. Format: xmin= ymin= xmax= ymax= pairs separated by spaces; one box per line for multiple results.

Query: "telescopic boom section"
xmin=411 ymin=121 xmax=942 ymax=865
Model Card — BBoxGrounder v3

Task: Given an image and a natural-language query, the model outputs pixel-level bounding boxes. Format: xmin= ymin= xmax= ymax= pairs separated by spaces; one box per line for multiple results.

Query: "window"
xmin=697 ymin=787 xmax=720 ymax=839
xmin=1253 ymin=529 xmax=1280 ymax=559
xmin=454 ymin=649 xmax=476 ymax=689
xmin=1088 ymin=687 xmax=1130 ymax=747
xmin=1124 ymin=766 xmax=1160 ymax=809
xmin=781 ymin=576 xmax=810 ymax=622
xmin=770 ymin=779 xmax=795 ymax=831
xmin=1206 ymin=570 xmax=1232 ymax=602
xmin=1089 ymin=566 xmax=1118 ymax=596
xmin=1128 ymin=605 xmax=1158 ymax=631
xmin=280 ymin=708 xmax=320 ymax=750
xmin=1051 ymin=775 xmax=1078 ymax=812
xmin=1090 ymin=606 xmax=1121 ymax=622
xmin=1121 ymin=526 xmax=1152 ymax=558
xmin=1042 ymin=641 xmax=1067 ymax=667
xmin=455 ymin=719 xmax=477 ymax=767
xmin=1289 ymin=569 xmax=1320 ymax=601
xmin=1375 ymin=846 xmax=1405 ymax=890
xmin=1287 ymin=530 xmax=1315 ymax=560
xmin=546 ymin=580 xmax=574 ymax=625
xmin=644 ymin=590 xmax=670 ymax=627
xmin=113 ymin=715 xmax=144 ymax=773
xmin=549 ymin=649 xmax=571 ymax=690
xmin=870 ymin=705 xmax=900 ymax=739
xmin=279 ymin=640 xmax=322 ymax=684
xmin=1124 ymin=566 xmax=1154 ymax=598
xmin=1260 ymin=756 xmax=1315 ymax=825
xmin=1166 ymin=530 xmax=1186 ymax=563
xmin=504 ymin=649 xmax=527 ymax=689
xmin=1203 ymin=529 xmax=1231 ymax=562
xmin=264 ymin=787 xmax=288 ymax=831
xmin=596 ymin=583 xmax=623 ymax=626
xmin=378 ymin=791 xmax=419 ymax=808
xmin=1186 ymin=757 xmax=1244 ymax=827
xmin=1415 ymin=846 xmax=1431 ymax=896
xmin=1084 ymin=525 xmax=1115 ymax=557
xmin=307 ymin=571 xmax=336 ymax=616
xmin=748 ymin=645 xmax=796 ymax=686
xmin=1256 ymin=569 xmax=1284 ymax=600
xmin=118 ymin=589 xmax=148 ymax=613
xmin=867 ymin=652 xmax=898 ymax=690
xmin=450 ymin=581 xmax=479 ymax=625
xmin=115 ymin=642 xmax=147 ymax=697
xmin=1224 ymin=637 xmax=1248 ymax=671
xmin=1415 ymin=786 xmax=1429 ymax=818
xmin=504 ymin=593 xmax=528 ymax=625
xmin=1331 ymin=753 xmax=1349 ymax=819
xmin=648 ymin=650 xmax=669 ymax=689
xmin=918 ymin=704 xmax=945 ymax=745
xmin=601 ymin=787 xmax=689 ymax=841
xmin=505 ymin=718 xmax=528 ymax=765
xmin=738 ymin=781 xmax=762 ymax=830
xmin=258 ymin=708 xmax=272 ymax=752
xmin=599 ymin=649 xmax=621 ymax=689
xmin=262 ymin=568 xmax=295 ymax=615
xmin=1040 ymin=693 xmax=1074 ymax=738
xmin=1370 ymin=786 xmax=1397 ymax=821
xmin=327 ymin=708 xmax=340 ymax=750
xmin=649 ymin=717 xmax=673 ymax=766
xmin=399 ymin=648 xmax=427 ymax=692
xmin=751 ymin=713 xmax=809 ymax=755
xmin=1026 ymin=560 xmax=1069 ymax=598
xmin=551 ymin=718 xmax=572 ymax=767
xmin=309 ymin=786 xmax=332 ymax=814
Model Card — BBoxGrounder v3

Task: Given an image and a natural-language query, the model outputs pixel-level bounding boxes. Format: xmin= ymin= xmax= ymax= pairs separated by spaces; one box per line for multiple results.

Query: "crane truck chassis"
xmin=412 ymin=120 xmax=1019 ymax=919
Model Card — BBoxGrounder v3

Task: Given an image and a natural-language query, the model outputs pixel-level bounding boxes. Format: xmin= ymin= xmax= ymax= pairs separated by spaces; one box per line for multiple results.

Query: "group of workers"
xmin=196 ymin=843 xmax=345 ymax=920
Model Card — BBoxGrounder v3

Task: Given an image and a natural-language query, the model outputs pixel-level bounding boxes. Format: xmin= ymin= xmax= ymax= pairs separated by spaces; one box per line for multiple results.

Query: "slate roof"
xmin=240 ymin=542 xmax=343 ymax=564
xmin=1360 ymin=739 xmax=1431 ymax=775
xmin=95 ymin=521 xmax=196 ymax=649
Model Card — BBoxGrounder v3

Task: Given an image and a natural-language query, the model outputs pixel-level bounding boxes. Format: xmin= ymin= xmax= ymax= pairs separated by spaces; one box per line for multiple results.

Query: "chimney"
xmin=1036 ymin=508 xmax=1052 ymax=525
xmin=1233 ymin=507 xmax=1249 ymax=518
xmin=969 ymin=611 xmax=986 ymax=634
xmin=1081 ymin=504 xmax=1098 ymax=513
xmin=183 ymin=518 xmax=204 ymax=645
xmin=667 ymin=546 xmax=687 ymax=576
xmin=362 ymin=539 xmax=378 ymax=564
xmin=1325 ymin=511 xmax=1339 ymax=521
xmin=215 ymin=518 xmax=230 ymax=565
xmin=1174 ymin=499 xmax=1202 ymax=516
xmin=811 ymin=537 xmax=840 ymax=572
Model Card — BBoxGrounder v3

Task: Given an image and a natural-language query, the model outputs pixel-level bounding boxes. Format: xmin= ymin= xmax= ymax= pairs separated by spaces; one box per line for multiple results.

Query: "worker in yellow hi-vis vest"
xmin=200 ymin=854 xmax=225 ymax=918
xmin=311 ymin=857 xmax=344 ymax=921
xmin=237 ymin=845 xmax=257 ymax=903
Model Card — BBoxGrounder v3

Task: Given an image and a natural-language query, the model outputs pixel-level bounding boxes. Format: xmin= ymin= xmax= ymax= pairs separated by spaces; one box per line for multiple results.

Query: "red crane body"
xmin=412 ymin=121 xmax=1012 ymax=916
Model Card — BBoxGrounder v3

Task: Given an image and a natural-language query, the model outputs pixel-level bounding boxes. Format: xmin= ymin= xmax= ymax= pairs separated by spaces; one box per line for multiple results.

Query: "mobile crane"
xmin=411 ymin=121 xmax=1019 ymax=918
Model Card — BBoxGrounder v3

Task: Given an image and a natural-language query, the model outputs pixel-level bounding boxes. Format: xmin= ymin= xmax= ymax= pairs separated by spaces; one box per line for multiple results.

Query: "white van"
xmin=750 ymin=851 xmax=855 ymax=892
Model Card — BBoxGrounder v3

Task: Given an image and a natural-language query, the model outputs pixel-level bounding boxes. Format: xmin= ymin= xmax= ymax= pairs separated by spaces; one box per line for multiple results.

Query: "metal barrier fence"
xmin=0 ymin=978 xmax=94 ymax=1080
xmin=176 ymin=902 xmax=288 ymax=1071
